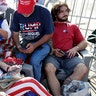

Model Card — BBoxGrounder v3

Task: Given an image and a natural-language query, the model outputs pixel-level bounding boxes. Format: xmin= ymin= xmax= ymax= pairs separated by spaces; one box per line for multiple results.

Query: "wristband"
xmin=6 ymin=66 xmax=10 ymax=72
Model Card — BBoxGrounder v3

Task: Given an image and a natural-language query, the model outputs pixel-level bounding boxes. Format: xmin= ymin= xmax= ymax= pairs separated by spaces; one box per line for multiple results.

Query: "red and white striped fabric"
xmin=0 ymin=37 xmax=14 ymax=58
xmin=6 ymin=77 xmax=52 ymax=96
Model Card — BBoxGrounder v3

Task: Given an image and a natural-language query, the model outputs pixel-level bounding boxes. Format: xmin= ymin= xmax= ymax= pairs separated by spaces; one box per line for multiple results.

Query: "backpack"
xmin=87 ymin=29 xmax=96 ymax=44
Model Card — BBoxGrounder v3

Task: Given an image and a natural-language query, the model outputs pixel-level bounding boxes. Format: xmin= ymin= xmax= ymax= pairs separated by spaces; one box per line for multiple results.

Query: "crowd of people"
xmin=0 ymin=0 xmax=88 ymax=96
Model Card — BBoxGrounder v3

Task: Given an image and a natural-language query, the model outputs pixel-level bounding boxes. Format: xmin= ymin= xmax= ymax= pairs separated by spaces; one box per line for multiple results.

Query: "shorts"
xmin=44 ymin=55 xmax=84 ymax=76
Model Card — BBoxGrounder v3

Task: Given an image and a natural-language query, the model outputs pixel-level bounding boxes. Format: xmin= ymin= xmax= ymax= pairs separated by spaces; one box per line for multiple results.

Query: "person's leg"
xmin=44 ymin=55 xmax=62 ymax=96
xmin=64 ymin=63 xmax=88 ymax=84
xmin=30 ymin=43 xmax=50 ymax=81
xmin=6 ymin=77 xmax=51 ymax=96
xmin=16 ymin=52 xmax=27 ymax=61
xmin=63 ymin=57 xmax=88 ymax=84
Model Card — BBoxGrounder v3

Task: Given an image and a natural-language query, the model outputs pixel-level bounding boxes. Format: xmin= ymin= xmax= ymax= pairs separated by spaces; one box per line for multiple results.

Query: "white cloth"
xmin=0 ymin=69 xmax=3 ymax=76
xmin=1 ymin=19 xmax=11 ymax=38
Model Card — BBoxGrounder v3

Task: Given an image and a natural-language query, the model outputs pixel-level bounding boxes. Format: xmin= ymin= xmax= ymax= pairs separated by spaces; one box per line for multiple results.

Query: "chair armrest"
xmin=79 ymin=49 xmax=93 ymax=81
xmin=79 ymin=49 xmax=93 ymax=67
xmin=79 ymin=49 xmax=92 ymax=57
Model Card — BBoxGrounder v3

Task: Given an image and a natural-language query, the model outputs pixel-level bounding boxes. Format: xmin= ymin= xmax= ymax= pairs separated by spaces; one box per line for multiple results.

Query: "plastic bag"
xmin=62 ymin=80 xmax=91 ymax=96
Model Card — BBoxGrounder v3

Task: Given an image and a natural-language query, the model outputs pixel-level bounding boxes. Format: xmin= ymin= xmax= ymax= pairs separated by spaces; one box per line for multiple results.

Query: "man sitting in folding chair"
xmin=44 ymin=2 xmax=88 ymax=96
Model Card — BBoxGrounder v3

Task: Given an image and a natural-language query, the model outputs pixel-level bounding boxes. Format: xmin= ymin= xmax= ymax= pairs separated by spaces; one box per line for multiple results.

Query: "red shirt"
xmin=52 ymin=22 xmax=84 ymax=51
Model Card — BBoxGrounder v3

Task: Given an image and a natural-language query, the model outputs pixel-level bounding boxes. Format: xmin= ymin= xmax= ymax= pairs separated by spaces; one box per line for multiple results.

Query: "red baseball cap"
xmin=17 ymin=0 xmax=36 ymax=14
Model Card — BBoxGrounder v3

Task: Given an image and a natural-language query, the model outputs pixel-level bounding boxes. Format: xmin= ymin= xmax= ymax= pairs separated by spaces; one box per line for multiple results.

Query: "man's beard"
xmin=57 ymin=16 xmax=68 ymax=22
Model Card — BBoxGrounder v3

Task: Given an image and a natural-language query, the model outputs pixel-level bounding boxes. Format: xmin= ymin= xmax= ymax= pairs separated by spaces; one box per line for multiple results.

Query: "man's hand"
xmin=67 ymin=46 xmax=78 ymax=58
xmin=53 ymin=49 xmax=65 ymax=57
xmin=7 ymin=65 xmax=21 ymax=72
xmin=18 ymin=43 xmax=36 ymax=54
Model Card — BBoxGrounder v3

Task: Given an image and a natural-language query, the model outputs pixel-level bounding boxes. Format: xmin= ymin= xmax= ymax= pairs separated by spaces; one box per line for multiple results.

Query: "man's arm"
xmin=33 ymin=33 xmax=53 ymax=48
xmin=12 ymin=32 xmax=20 ymax=47
xmin=67 ymin=40 xmax=88 ymax=58
xmin=25 ymin=33 xmax=53 ymax=53
xmin=75 ymin=40 xmax=88 ymax=51
xmin=0 ymin=60 xmax=21 ymax=72
xmin=0 ymin=29 xmax=8 ymax=39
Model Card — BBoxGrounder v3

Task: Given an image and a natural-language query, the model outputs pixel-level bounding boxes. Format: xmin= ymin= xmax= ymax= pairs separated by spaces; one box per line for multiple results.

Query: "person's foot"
xmin=63 ymin=78 xmax=72 ymax=85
